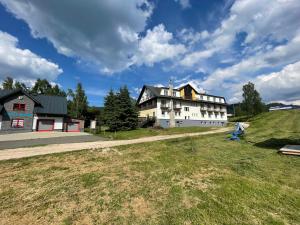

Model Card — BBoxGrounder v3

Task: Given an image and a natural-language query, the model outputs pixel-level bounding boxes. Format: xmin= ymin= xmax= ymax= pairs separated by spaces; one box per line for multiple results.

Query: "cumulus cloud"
xmin=207 ymin=0 xmax=300 ymax=53
xmin=180 ymin=49 xmax=215 ymax=67
xmin=134 ymin=24 xmax=187 ymax=66
xmin=254 ymin=61 xmax=300 ymax=103
xmin=0 ymin=31 xmax=62 ymax=82
xmin=0 ymin=0 xmax=153 ymax=73
xmin=201 ymin=32 xmax=300 ymax=91
xmin=177 ymin=0 xmax=300 ymax=103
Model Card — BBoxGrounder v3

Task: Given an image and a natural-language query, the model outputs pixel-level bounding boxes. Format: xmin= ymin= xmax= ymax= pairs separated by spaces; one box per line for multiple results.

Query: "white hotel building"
xmin=137 ymin=84 xmax=227 ymax=128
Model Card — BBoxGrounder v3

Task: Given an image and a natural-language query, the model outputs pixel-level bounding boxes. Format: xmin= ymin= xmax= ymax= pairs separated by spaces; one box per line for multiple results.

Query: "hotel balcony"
xmin=214 ymin=107 xmax=220 ymax=112
xmin=173 ymin=104 xmax=182 ymax=110
xmin=160 ymin=104 xmax=170 ymax=109
xmin=207 ymin=107 xmax=214 ymax=111
xmin=220 ymin=108 xmax=226 ymax=112
xmin=200 ymin=106 xmax=207 ymax=111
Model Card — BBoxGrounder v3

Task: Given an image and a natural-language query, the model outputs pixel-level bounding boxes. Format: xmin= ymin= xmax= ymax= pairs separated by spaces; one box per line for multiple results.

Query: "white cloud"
xmin=154 ymin=83 xmax=165 ymax=88
xmin=134 ymin=24 xmax=187 ymax=66
xmin=180 ymin=49 xmax=215 ymax=67
xmin=178 ymin=28 xmax=209 ymax=45
xmin=254 ymin=61 xmax=300 ymax=103
xmin=0 ymin=0 xmax=153 ymax=73
xmin=0 ymin=31 xmax=62 ymax=82
xmin=201 ymin=32 xmax=300 ymax=91
xmin=207 ymin=0 xmax=300 ymax=52
xmin=178 ymin=0 xmax=300 ymax=104
xmin=175 ymin=0 xmax=191 ymax=9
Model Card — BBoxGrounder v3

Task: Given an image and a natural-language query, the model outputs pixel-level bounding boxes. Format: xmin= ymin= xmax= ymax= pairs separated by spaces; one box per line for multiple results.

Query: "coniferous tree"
xmin=2 ymin=77 xmax=14 ymax=90
xmin=31 ymin=79 xmax=52 ymax=94
xmin=14 ymin=81 xmax=27 ymax=91
xmin=116 ymin=86 xmax=138 ymax=130
xmin=67 ymin=83 xmax=88 ymax=119
xmin=103 ymin=89 xmax=119 ymax=131
xmin=242 ymin=82 xmax=264 ymax=116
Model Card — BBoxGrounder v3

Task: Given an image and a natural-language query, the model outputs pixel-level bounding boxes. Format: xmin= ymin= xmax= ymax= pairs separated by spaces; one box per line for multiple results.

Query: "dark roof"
xmin=0 ymin=89 xmax=13 ymax=97
xmin=137 ymin=85 xmax=226 ymax=105
xmin=33 ymin=95 xmax=67 ymax=115
xmin=0 ymin=89 xmax=67 ymax=115
xmin=0 ymin=89 xmax=41 ymax=104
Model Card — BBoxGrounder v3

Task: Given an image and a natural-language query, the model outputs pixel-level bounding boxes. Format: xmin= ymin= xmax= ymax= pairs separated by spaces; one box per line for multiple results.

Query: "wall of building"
xmin=156 ymin=98 xmax=227 ymax=121
xmin=32 ymin=115 xmax=64 ymax=131
xmin=1 ymin=94 xmax=35 ymax=132
xmin=139 ymin=108 xmax=157 ymax=118
xmin=158 ymin=119 xmax=227 ymax=128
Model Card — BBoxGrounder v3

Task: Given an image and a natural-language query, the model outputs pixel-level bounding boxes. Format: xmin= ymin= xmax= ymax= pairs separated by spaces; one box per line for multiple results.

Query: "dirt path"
xmin=0 ymin=127 xmax=231 ymax=161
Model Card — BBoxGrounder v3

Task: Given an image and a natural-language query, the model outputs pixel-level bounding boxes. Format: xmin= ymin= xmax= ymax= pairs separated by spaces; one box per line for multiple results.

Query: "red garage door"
xmin=67 ymin=122 xmax=80 ymax=132
xmin=37 ymin=119 xmax=54 ymax=131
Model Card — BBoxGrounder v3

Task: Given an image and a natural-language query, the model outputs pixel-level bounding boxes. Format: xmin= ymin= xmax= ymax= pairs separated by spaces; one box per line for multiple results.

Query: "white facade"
xmin=32 ymin=115 xmax=64 ymax=130
xmin=156 ymin=99 xmax=227 ymax=121
xmin=138 ymin=85 xmax=228 ymax=127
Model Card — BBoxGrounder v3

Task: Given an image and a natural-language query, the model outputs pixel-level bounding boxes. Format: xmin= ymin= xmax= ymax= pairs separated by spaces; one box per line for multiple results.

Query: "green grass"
xmin=0 ymin=110 xmax=299 ymax=224
xmin=93 ymin=126 xmax=214 ymax=140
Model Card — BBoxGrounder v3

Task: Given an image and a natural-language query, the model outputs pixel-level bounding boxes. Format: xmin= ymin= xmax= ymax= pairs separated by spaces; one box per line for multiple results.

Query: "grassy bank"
xmin=92 ymin=126 xmax=215 ymax=140
xmin=0 ymin=110 xmax=299 ymax=224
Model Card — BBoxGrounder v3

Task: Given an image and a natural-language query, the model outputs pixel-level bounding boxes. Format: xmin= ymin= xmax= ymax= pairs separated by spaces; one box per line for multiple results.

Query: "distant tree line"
xmin=1 ymin=76 xmax=66 ymax=96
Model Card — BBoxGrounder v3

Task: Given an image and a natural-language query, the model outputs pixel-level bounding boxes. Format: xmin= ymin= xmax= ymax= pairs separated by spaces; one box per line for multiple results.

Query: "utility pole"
xmin=169 ymin=79 xmax=175 ymax=128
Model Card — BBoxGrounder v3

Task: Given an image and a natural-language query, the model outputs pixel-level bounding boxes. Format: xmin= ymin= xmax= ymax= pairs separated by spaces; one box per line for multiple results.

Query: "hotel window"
xmin=11 ymin=119 xmax=24 ymax=128
xmin=172 ymin=91 xmax=177 ymax=96
xmin=184 ymin=107 xmax=189 ymax=111
xmin=13 ymin=103 xmax=25 ymax=111
xmin=163 ymin=90 xmax=168 ymax=95
xmin=200 ymin=95 xmax=203 ymax=100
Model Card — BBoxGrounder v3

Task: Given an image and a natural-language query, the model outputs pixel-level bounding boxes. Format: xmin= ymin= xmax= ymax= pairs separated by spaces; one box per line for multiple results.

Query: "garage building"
xmin=0 ymin=89 xmax=82 ymax=132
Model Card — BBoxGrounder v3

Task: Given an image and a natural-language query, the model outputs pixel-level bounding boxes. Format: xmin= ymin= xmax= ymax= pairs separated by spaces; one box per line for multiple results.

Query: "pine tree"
xmin=116 ymin=86 xmax=138 ymax=130
xmin=103 ymin=89 xmax=119 ymax=131
xmin=31 ymin=79 xmax=52 ymax=94
xmin=242 ymin=82 xmax=264 ymax=116
xmin=67 ymin=83 xmax=88 ymax=119
xmin=2 ymin=77 xmax=14 ymax=90
xmin=14 ymin=81 xmax=27 ymax=91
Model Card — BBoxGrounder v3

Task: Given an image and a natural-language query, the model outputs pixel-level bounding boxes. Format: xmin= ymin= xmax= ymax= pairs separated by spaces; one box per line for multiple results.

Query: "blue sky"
xmin=0 ymin=0 xmax=299 ymax=106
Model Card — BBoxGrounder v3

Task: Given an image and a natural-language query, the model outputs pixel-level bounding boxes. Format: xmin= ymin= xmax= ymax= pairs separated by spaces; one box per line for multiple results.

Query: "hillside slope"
xmin=0 ymin=110 xmax=299 ymax=224
xmin=245 ymin=110 xmax=300 ymax=148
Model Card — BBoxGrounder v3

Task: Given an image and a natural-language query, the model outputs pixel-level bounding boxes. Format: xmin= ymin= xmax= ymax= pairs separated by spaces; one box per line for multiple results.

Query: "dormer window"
xmin=13 ymin=103 xmax=25 ymax=111
xmin=163 ymin=90 xmax=168 ymax=95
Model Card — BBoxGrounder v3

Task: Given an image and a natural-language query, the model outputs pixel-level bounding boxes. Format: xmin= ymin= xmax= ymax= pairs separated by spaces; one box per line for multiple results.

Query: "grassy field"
xmin=93 ymin=126 xmax=214 ymax=140
xmin=0 ymin=110 xmax=299 ymax=224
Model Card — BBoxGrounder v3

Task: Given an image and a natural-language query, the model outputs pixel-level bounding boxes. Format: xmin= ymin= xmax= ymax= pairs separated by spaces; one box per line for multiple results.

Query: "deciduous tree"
xmin=242 ymin=82 xmax=264 ymax=115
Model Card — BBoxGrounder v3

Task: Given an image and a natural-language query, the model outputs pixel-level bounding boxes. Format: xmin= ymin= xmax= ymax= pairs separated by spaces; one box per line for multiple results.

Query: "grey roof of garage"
xmin=0 ymin=89 xmax=67 ymax=115
xmin=33 ymin=95 xmax=67 ymax=115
